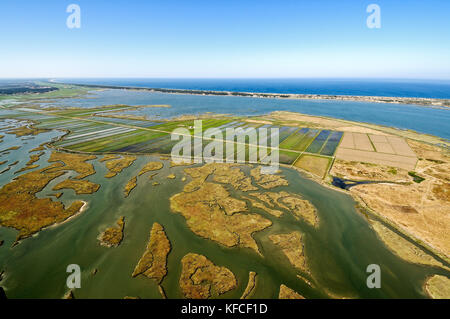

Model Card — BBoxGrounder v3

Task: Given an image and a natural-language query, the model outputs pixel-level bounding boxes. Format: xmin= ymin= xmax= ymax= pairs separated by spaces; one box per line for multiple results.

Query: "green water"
xmin=0 ymin=126 xmax=448 ymax=299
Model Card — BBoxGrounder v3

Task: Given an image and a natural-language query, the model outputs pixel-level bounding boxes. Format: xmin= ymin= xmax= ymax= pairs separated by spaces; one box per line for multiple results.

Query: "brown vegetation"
xmin=242 ymin=195 xmax=283 ymax=217
xmin=184 ymin=163 xmax=256 ymax=191
xmin=103 ymin=156 xmax=136 ymax=178
xmin=124 ymin=176 xmax=137 ymax=197
xmin=278 ymin=284 xmax=305 ymax=299
xmin=294 ymin=155 xmax=330 ymax=178
xmin=250 ymin=191 xmax=319 ymax=227
xmin=15 ymin=164 xmax=39 ymax=174
xmin=53 ymin=179 xmax=100 ymax=195
xmin=171 ymin=179 xmax=271 ymax=254
xmin=240 ymin=271 xmax=257 ymax=299
xmin=27 ymin=151 xmax=44 ymax=165
xmin=179 ymin=253 xmax=237 ymax=299
xmin=368 ymin=219 xmax=448 ymax=270
xmin=424 ymin=275 xmax=450 ymax=299
xmin=99 ymin=154 xmax=121 ymax=162
xmin=7 ymin=125 xmax=48 ymax=137
xmin=15 ymin=151 xmax=45 ymax=174
xmin=0 ymin=164 xmax=85 ymax=240
xmin=47 ymin=152 xmax=97 ymax=179
xmin=279 ymin=193 xmax=319 ymax=227
xmin=132 ymin=223 xmax=171 ymax=283
xmin=98 ymin=216 xmax=125 ymax=248
xmin=29 ymin=144 xmax=45 ymax=152
xmin=270 ymin=232 xmax=309 ymax=274
xmin=250 ymin=167 xmax=289 ymax=189
xmin=138 ymin=161 xmax=163 ymax=176
xmin=331 ymin=139 xmax=450 ymax=261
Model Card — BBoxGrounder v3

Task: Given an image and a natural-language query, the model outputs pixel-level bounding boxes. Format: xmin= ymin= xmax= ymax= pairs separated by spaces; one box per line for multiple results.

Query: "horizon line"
xmin=2 ymin=76 xmax=450 ymax=82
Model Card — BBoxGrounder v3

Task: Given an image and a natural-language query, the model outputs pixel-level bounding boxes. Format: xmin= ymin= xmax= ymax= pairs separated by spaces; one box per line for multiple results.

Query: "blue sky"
xmin=1 ymin=0 xmax=449 ymax=79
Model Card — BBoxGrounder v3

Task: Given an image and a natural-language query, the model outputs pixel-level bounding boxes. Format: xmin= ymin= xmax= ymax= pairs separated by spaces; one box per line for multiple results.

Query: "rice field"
xmin=280 ymin=128 xmax=320 ymax=152
xmin=1 ymin=107 xmax=345 ymax=177
xmin=278 ymin=150 xmax=301 ymax=165
xmin=305 ymin=130 xmax=331 ymax=154
xmin=320 ymin=131 xmax=344 ymax=156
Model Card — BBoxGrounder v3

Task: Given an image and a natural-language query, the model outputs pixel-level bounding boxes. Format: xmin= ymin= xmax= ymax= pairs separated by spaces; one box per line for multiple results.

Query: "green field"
xmin=1 ymin=103 xmax=344 ymax=170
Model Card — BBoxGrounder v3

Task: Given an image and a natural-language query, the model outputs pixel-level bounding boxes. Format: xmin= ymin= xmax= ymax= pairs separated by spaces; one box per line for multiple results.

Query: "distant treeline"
xmin=0 ymin=87 xmax=58 ymax=95
xmin=67 ymin=83 xmax=233 ymax=95
xmin=58 ymin=82 xmax=292 ymax=98
xmin=53 ymin=82 xmax=450 ymax=107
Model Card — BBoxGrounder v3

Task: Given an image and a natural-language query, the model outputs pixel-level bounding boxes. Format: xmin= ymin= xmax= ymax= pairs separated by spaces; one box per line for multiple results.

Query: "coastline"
xmin=289 ymin=164 xmax=450 ymax=266
xmin=49 ymin=200 xmax=89 ymax=229
xmin=11 ymin=201 xmax=89 ymax=247
xmin=50 ymin=81 xmax=450 ymax=108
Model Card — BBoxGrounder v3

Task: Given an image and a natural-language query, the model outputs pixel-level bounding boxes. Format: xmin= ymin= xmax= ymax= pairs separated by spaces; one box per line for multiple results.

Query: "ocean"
xmin=57 ymin=78 xmax=450 ymax=99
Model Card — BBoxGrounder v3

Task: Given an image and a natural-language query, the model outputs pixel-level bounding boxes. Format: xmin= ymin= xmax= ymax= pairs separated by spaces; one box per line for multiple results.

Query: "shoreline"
xmin=289 ymin=165 xmax=450 ymax=266
xmin=11 ymin=201 xmax=89 ymax=247
xmin=50 ymin=81 xmax=450 ymax=108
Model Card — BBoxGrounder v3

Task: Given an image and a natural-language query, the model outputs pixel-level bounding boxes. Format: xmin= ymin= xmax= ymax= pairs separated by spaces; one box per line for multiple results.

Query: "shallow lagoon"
xmin=0 ymin=128 xmax=447 ymax=298
xmin=33 ymin=89 xmax=450 ymax=140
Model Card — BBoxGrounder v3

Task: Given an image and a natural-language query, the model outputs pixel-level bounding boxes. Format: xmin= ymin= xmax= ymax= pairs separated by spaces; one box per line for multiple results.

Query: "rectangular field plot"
xmin=386 ymin=136 xmax=417 ymax=157
xmin=335 ymin=148 xmax=417 ymax=170
xmin=89 ymin=116 xmax=160 ymax=128
xmin=58 ymin=127 xmax=136 ymax=146
xmin=279 ymin=127 xmax=344 ymax=156
xmin=290 ymin=128 xmax=320 ymax=152
xmin=336 ymin=132 xmax=417 ymax=170
xmin=36 ymin=118 xmax=79 ymax=128
xmin=34 ymin=110 xmax=348 ymax=167
xmin=353 ymin=133 xmax=374 ymax=151
xmin=114 ymin=133 xmax=175 ymax=153
xmin=339 ymin=132 xmax=355 ymax=148
xmin=372 ymin=142 xmax=395 ymax=154
xmin=279 ymin=128 xmax=306 ymax=149
xmin=279 ymin=128 xmax=319 ymax=151
xmin=277 ymin=126 xmax=298 ymax=144
xmin=225 ymin=144 xmax=270 ymax=163
xmin=230 ymin=145 xmax=257 ymax=163
xmin=199 ymin=119 xmax=235 ymax=131
xmin=277 ymin=150 xmax=301 ymax=165
xmin=293 ymin=154 xmax=332 ymax=178
xmin=368 ymin=134 xmax=388 ymax=143
xmin=66 ymin=130 xmax=168 ymax=153
xmin=320 ymin=131 xmax=343 ymax=156
xmin=151 ymin=120 xmax=196 ymax=132
xmin=242 ymin=125 xmax=298 ymax=147
xmin=305 ymin=130 xmax=331 ymax=154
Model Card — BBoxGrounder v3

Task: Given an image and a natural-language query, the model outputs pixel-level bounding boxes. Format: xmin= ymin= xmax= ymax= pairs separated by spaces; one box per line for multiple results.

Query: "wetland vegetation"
xmin=0 ymin=84 xmax=448 ymax=299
